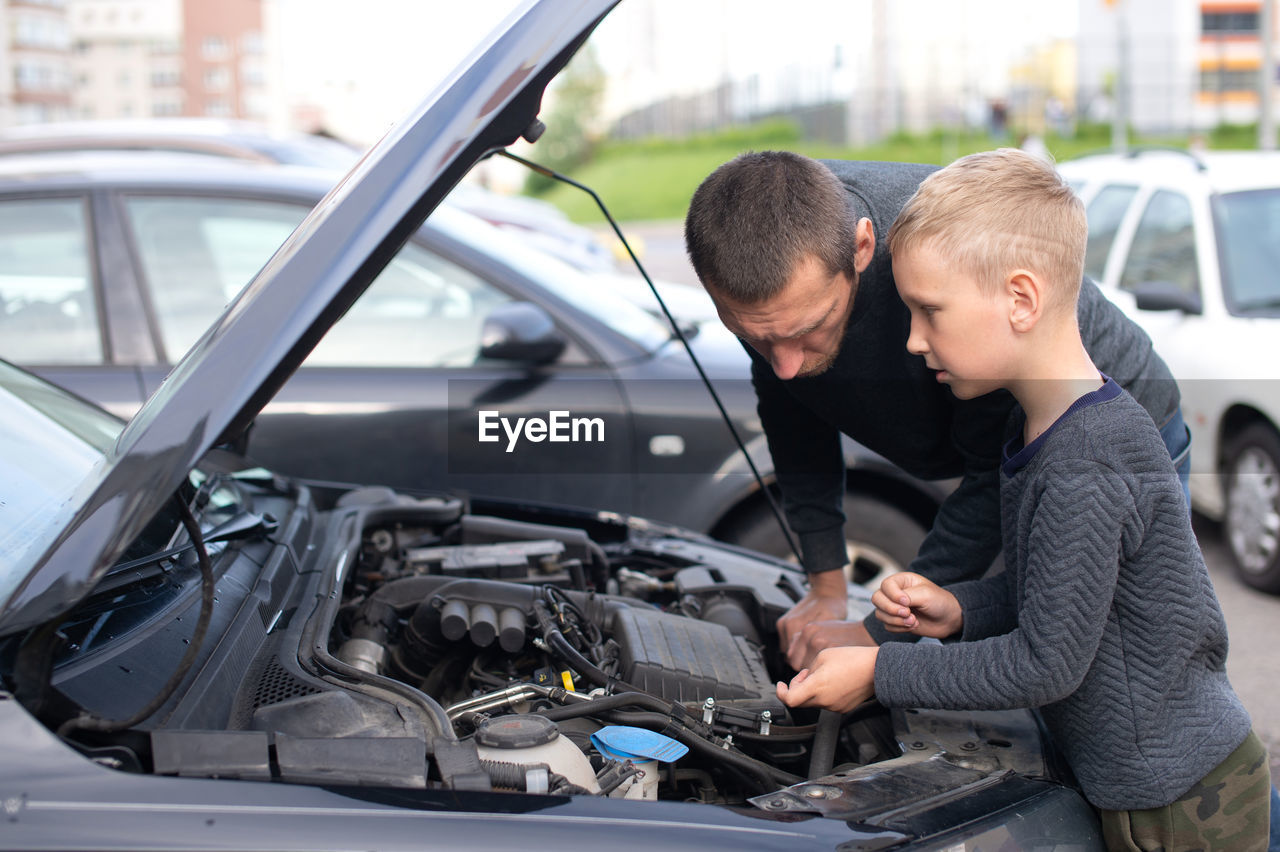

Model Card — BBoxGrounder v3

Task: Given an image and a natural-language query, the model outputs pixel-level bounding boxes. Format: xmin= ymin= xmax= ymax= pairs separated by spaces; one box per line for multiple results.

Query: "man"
xmin=684 ymin=151 xmax=1186 ymax=670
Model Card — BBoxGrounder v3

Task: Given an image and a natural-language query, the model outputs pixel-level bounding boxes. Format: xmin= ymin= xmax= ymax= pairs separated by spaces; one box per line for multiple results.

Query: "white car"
xmin=1057 ymin=150 xmax=1280 ymax=593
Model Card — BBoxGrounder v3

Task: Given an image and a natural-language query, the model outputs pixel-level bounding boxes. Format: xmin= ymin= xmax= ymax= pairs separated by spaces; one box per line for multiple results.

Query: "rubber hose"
xmin=807 ymin=709 xmax=841 ymax=779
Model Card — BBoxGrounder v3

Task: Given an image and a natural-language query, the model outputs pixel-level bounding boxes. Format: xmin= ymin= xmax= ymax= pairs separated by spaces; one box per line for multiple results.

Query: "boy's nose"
xmin=905 ymin=324 xmax=928 ymax=357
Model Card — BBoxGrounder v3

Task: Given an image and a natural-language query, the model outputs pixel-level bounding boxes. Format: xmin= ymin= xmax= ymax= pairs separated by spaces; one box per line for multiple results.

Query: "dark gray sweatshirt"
xmin=873 ymin=380 xmax=1250 ymax=810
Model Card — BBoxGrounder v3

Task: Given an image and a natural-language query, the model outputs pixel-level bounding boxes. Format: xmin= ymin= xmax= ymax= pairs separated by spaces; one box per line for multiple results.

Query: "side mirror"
xmin=478 ymin=301 xmax=566 ymax=364
xmin=1130 ymin=281 xmax=1202 ymax=315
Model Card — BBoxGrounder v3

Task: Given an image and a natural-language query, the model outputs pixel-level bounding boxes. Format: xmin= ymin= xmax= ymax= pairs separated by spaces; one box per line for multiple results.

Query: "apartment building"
xmin=0 ymin=0 xmax=74 ymax=125
xmin=68 ymin=0 xmax=181 ymax=120
xmin=1197 ymin=0 xmax=1278 ymax=126
xmin=59 ymin=0 xmax=267 ymax=124
xmin=181 ymin=0 xmax=266 ymax=121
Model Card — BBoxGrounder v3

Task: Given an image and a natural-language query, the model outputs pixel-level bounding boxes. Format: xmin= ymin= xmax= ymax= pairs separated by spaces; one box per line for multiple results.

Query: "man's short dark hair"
xmin=684 ymin=151 xmax=858 ymax=303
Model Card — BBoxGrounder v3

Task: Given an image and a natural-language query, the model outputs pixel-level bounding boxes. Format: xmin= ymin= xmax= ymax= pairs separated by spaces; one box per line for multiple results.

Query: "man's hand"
xmin=785 ymin=620 xmax=878 ymax=670
xmin=776 ymin=646 xmax=879 ymax=713
xmin=871 ymin=572 xmax=962 ymax=638
xmin=776 ymin=569 xmax=849 ymax=668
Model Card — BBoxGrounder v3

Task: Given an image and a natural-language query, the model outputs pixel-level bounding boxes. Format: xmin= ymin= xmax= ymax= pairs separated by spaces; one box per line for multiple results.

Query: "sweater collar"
xmin=1001 ymin=374 xmax=1121 ymax=476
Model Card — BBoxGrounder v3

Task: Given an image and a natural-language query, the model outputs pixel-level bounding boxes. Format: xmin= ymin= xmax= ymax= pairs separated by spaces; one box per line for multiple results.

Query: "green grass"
xmin=533 ymin=120 xmax=1247 ymax=224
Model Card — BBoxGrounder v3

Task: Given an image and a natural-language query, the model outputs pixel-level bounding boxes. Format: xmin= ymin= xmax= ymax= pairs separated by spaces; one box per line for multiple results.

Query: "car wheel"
xmin=1223 ymin=423 xmax=1280 ymax=593
xmin=723 ymin=494 xmax=926 ymax=588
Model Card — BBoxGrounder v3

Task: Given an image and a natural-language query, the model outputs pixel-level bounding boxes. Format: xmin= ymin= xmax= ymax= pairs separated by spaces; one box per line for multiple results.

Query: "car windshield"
xmin=0 ymin=361 xmax=122 ymax=600
xmin=1216 ymin=188 xmax=1280 ymax=313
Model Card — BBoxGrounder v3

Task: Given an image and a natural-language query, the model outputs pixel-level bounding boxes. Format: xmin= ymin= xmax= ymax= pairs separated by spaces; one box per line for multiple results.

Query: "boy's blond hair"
xmin=887 ymin=148 xmax=1087 ymax=313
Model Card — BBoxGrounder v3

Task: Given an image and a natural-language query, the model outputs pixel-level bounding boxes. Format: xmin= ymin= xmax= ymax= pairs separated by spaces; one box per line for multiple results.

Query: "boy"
xmin=776 ymin=148 xmax=1270 ymax=850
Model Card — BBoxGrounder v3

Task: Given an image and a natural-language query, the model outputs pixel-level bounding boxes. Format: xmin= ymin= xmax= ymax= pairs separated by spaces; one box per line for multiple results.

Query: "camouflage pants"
xmin=1099 ymin=730 xmax=1271 ymax=851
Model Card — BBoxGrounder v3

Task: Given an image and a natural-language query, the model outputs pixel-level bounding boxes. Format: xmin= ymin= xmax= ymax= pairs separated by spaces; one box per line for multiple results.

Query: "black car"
xmin=0 ymin=2 xmax=1105 ymax=849
xmin=0 ymin=152 xmax=940 ymax=582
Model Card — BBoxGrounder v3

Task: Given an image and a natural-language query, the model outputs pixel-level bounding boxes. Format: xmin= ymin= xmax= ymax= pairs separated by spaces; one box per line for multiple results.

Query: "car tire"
xmin=1223 ymin=422 xmax=1280 ymax=594
xmin=723 ymin=493 xmax=926 ymax=588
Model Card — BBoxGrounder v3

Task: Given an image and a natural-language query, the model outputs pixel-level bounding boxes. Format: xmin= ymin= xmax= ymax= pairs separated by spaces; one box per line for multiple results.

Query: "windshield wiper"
xmin=96 ymin=511 xmax=278 ymax=593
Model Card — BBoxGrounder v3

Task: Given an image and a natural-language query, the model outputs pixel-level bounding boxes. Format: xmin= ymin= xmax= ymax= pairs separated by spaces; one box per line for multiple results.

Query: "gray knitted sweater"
xmin=873 ymin=379 xmax=1251 ymax=810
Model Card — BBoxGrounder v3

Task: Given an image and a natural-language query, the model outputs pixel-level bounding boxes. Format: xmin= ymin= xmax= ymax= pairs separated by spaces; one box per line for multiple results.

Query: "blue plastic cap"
xmin=590 ymin=726 xmax=689 ymax=763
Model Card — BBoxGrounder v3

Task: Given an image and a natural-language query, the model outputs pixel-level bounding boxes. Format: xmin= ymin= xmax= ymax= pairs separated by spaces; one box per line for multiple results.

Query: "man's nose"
xmin=768 ymin=344 xmax=806 ymax=380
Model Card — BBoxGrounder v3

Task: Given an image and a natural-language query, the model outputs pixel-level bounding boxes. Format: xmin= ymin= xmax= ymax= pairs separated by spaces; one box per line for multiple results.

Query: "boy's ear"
xmin=1006 ymin=270 xmax=1042 ymax=332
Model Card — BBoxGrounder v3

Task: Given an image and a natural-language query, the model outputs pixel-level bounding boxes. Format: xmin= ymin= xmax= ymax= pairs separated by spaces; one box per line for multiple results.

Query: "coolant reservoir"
xmin=591 ymin=726 xmax=688 ymax=801
xmin=473 ymin=715 xmax=600 ymax=794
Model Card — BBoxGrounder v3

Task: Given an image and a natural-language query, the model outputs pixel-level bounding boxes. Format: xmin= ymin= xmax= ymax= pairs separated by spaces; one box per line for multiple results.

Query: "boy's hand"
xmin=871 ymin=572 xmax=963 ymax=638
xmin=776 ymin=646 xmax=879 ymax=713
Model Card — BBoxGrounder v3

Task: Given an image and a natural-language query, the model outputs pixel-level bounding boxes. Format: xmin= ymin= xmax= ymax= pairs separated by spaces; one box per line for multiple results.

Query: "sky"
xmin=269 ymin=0 xmax=1081 ymax=145
xmin=269 ymin=0 xmax=524 ymax=143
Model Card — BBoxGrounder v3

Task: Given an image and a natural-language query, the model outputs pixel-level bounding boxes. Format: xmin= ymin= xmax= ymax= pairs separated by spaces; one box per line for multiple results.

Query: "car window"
xmin=125 ymin=194 xmax=517 ymax=369
xmin=1083 ymin=184 xmax=1138 ymax=282
xmin=428 ymin=205 xmax=672 ymax=354
xmin=306 ymin=239 xmax=513 ymax=367
xmin=1119 ymin=189 xmax=1200 ymax=296
xmin=0 ymin=197 xmax=101 ymax=365
xmin=124 ymin=196 xmax=310 ymax=360
xmin=1216 ymin=188 xmax=1280 ymax=313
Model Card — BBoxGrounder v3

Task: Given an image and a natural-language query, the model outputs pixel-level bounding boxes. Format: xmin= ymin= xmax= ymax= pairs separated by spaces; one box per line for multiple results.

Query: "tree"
xmin=524 ymin=44 xmax=605 ymax=196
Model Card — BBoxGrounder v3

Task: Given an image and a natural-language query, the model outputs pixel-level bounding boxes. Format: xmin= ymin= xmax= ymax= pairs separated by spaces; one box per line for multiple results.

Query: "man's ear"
xmin=853 ymin=218 xmax=876 ymax=273
xmin=1007 ymin=270 xmax=1043 ymax=332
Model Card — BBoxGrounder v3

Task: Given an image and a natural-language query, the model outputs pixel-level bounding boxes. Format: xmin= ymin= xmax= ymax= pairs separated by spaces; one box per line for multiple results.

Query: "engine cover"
xmin=610 ymin=606 xmax=775 ymax=706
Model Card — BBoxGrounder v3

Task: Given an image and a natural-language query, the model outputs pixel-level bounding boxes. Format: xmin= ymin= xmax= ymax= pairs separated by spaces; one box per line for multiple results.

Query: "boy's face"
xmin=893 ymin=243 xmax=1016 ymax=400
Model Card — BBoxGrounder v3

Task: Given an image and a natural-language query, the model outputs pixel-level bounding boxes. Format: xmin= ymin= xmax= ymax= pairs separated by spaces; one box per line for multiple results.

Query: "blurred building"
xmin=1076 ymin=0 xmax=1199 ymax=134
xmin=181 ymin=0 xmax=267 ymax=121
xmin=1009 ymin=39 xmax=1078 ymax=136
xmin=0 ymin=0 xmax=273 ymax=127
xmin=0 ymin=0 xmax=75 ymax=126
xmin=67 ymin=0 xmax=181 ymax=120
xmin=1196 ymin=0 xmax=1277 ymax=127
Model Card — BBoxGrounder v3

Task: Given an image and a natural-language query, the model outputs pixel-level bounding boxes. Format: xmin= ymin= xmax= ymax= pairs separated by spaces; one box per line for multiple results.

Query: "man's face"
xmin=893 ymin=244 xmax=1014 ymax=400
xmin=711 ymin=254 xmax=856 ymax=381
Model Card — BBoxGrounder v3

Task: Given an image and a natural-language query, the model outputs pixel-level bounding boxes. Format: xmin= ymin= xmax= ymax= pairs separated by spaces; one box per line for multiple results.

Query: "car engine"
xmin=29 ymin=476 xmax=1041 ymax=820
xmin=302 ymin=486 xmax=901 ymax=803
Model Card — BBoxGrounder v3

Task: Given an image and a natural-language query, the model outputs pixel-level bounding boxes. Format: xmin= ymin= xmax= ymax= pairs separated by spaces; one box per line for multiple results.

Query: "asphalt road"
xmin=619 ymin=218 xmax=1280 ymax=777
xmin=1195 ymin=515 xmax=1280 ymax=779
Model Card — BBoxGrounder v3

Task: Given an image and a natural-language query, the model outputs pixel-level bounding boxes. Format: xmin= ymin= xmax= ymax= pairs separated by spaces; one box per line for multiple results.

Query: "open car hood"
xmin=0 ymin=0 xmax=619 ymax=636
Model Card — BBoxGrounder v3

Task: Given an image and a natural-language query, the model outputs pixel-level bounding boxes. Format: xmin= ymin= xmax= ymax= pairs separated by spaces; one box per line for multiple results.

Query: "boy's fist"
xmin=871 ymin=572 xmax=963 ymax=638
xmin=776 ymin=646 xmax=879 ymax=714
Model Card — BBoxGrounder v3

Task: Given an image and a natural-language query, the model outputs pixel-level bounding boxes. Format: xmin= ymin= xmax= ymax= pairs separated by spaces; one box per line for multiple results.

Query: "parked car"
xmin=0 ymin=117 xmax=622 ymax=274
xmin=0 ymin=151 xmax=938 ymax=584
xmin=1057 ymin=149 xmax=1280 ymax=593
xmin=0 ymin=117 xmax=363 ymax=169
xmin=0 ymin=3 xmax=1109 ymax=849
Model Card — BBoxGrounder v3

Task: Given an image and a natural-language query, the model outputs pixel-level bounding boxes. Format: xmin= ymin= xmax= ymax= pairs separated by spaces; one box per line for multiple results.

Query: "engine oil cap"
xmin=591 ymin=726 xmax=688 ymax=763
xmin=475 ymin=714 xmax=558 ymax=749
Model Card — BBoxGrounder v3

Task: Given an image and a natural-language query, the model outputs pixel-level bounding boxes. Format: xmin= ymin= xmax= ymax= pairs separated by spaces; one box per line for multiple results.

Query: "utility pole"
xmin=1262 ymin=0 xmax=1277 ymax=150
xmin=872 ymin=0 xmax=890 ymax=142
xmin=1110 ymin=0 xmax=1129 ymax=153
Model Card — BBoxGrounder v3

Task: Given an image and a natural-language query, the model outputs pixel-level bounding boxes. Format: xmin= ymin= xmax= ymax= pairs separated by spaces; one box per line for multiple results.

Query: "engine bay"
xmin=310 ymin=486 xmax=903 ymax=803
xmin=19 ymin=475 xmax=1050 ymax=826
